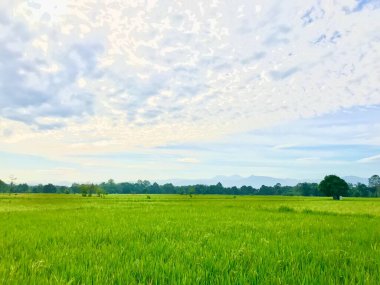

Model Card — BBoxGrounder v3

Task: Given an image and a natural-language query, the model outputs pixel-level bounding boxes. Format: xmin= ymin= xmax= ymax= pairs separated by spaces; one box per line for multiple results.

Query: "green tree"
xmin=296 ymin=183 xmax=318 ymax=196
xmin=72 ymin=183 xmax=84 ymax=194
xmin=369 ymin=175 xmax=380 ymax=187
xmin=88 ymin=184 xmax=96 ymax=197
xmin=95 ymin=186 xmax=105 ymax=197
xmin=33 ymin=184 xmax=44 ymax=193
xmin=43 ymin=183 xmax=57 ymax=193
xmin=368 ymin=175 xmax=380 ymax=197
xmin=357 ymin=183 xmax=370 ymax=197
xmin=162 ymin=183 xmax=174 ymax=194
xmin=150 ymin=182 xmax=160 ymax=194
xmin=79 ymin=184 xmax=89 ymax=197
xmin=188 ymin=186 xmax=195 ymax=197
xmin=15 ymin=183 xmax=29 ymax=193
xmin=319 ymin=175 xmax=349 ymax=200
xmin=0 ymin=179 xmax=8 ymax=193
xmin=137 ymin=180 xmax=151 ymax=193
xmin=102 ymin=179 xmax=118 ymax=193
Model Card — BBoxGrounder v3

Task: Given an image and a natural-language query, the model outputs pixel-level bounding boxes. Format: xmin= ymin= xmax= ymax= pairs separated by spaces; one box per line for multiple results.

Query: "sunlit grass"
xmin=0 ymin=194 xmax=379 ymax=284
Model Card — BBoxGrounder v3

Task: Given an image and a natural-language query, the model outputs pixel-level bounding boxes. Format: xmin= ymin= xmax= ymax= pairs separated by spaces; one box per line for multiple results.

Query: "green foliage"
xmin=0 ymin=180 xmax=8 ymax=193
xmin=369 ymin=175 xmax=380 ymax=188
xmin=369 ymin=175 xmax=380 ymax=197
xmin=78 ymin=184 xmax=99 ymax=197
xmin=295 ymin=182 xmax=320 ymax=196
xmin=0 ymin=195 xmax=379 ymax=284
xmin=95 ymin=186 xmax=105 ymax=197
xmin=188 ymin=186 xmax=195 ymax=197
xmin=79 ymin=184 xmax=89 ymax=197
xmin=1 ymin=175 xmax=379 ymax=197
xmin=43 ymin=183 xmax=57 ymax=193
xmin=319 ymin=175 xmax=349 ymax=199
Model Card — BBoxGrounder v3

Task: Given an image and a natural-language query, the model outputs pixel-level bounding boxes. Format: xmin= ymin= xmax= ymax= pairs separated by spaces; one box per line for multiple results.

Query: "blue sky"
xmin=0 ymin=0 xmax=379 ymax=184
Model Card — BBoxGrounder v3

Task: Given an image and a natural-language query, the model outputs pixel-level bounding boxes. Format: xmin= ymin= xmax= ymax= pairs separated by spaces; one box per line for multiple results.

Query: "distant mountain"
xmin=160 ymin=175 xmax=303 ymax=188
xmin=159 ymin=175 xmax=368 ymax=188
xmin=342 ymin=176 xmax=368 ymax=185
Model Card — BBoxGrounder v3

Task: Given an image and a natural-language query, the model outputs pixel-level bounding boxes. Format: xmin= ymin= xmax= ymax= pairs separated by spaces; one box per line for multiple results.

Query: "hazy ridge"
xmin=159 ymin=175 xmax=368 ymax=188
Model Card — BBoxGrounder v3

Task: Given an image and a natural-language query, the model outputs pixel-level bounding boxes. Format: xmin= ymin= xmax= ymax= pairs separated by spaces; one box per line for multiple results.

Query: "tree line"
xmin=0 ymin=175 xmax=379 ymax=198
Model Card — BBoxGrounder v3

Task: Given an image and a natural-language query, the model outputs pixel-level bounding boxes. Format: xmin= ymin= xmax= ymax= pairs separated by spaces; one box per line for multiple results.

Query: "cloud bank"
xmin=0 ymin=0 xmax=379 ymax=161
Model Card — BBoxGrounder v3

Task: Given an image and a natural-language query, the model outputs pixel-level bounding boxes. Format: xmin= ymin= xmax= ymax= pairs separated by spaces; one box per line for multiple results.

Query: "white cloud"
xmin=358 ymin=154 xmax=380 ymax=163
xmin=177 ymin=157 xmax=200 ymax=164
xmin=273 ymin=144 xmax=299 ymax=150
xmin=296 ymin=157 xmax=321 ymax=162
xmin=0 ymin=0 xmax=379 ymax=161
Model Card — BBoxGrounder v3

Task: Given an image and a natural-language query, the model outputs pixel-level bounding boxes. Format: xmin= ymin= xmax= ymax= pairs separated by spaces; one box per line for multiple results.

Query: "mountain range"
xmin=159 ymin=175 xmax=368 ymax=188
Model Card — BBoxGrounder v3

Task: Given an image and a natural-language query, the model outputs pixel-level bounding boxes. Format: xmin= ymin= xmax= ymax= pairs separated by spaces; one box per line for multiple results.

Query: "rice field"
xmin=0 ymin=194 xmax=379 ymax=284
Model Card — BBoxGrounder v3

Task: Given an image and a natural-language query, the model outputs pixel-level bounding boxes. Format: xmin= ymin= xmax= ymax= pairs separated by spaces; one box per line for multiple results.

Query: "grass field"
xmin=0 ymin=194 xmax=379 ymax=284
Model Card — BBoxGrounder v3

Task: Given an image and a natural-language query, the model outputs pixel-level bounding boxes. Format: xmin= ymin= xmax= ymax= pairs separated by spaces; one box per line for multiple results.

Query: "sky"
xmin=0 ymin=0 xmax=379 ymax=185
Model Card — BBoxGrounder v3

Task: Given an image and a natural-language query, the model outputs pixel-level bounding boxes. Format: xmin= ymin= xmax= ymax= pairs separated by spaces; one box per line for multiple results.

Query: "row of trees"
xmin=1 ymin=175 xmax=379 ymax=198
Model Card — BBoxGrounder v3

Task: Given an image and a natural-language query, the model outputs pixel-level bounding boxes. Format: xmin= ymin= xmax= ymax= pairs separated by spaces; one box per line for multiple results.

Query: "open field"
xmin=0 ymin=194 xmax=379 ymax=284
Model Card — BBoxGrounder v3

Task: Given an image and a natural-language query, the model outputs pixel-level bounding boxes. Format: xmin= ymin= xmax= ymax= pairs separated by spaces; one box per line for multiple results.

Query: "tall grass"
xmin=0 ymin=194 xmax=379 ymax=284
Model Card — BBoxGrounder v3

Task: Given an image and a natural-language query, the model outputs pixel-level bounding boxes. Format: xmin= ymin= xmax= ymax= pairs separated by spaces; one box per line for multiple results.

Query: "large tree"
xmin=319 ymin=175 xmax=349 ymax=200
xmin=369 ymin=175 xmax=380 ymax=187
xmin=368 ymin=175 xmax=380 ymax=197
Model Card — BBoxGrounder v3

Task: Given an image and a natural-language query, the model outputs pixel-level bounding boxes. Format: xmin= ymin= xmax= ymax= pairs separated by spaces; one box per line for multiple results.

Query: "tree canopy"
xmin=1 ymin=174 xmax=379 ymax=198
xmin=368 ymin=175 xmax=380 ymax=197
xmin=369 ymin=175 xmax=380 ymax=188
xmin=318 ymin=175 xmax=349 ymax=200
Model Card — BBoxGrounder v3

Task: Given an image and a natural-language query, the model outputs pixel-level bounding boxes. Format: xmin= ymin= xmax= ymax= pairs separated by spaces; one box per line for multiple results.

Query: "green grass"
xmin=0 ymin=194 xmax=379 ymax=284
